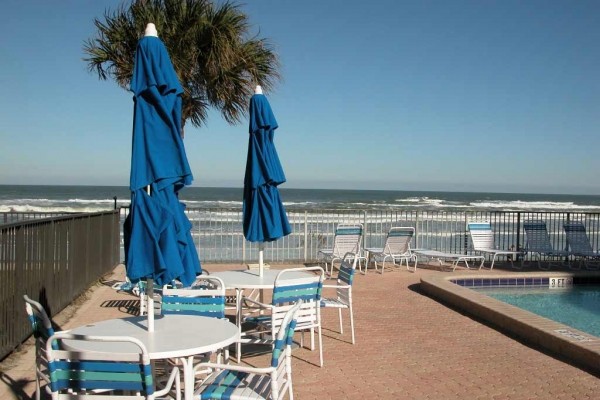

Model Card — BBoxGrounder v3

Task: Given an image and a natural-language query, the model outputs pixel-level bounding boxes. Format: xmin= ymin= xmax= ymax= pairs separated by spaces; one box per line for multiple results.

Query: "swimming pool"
xmin=473 ymin=285 xmax=600 ymax=338
xmin=420 ymin=272 xmax=600 ymax=375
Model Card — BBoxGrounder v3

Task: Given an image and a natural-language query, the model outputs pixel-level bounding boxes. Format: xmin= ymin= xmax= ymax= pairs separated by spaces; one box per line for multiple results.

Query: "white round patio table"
xmin=63 ymin=314 xmax=238 ymax=400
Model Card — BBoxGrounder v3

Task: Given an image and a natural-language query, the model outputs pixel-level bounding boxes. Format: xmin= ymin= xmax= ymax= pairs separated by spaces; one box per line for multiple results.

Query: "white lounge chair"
xmin=366 ymin=227 xmax=416 ymax=274
xmin=563 ymin=222 xmax=600 ymax=270
xmin=467 ymin=221 xmax=523 ymax=270
xmin=318 ymin=224 xmax=363 ymax=277
xmin=412 ymin=249 xmax=485 ymax=271
xmin=523 ymin=220 xmax=571 ymax=270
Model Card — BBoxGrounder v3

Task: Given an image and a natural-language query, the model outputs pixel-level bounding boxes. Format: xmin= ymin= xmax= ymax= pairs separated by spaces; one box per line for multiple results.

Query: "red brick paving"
xmin=1 ymin=263 xmax=598 ymax=399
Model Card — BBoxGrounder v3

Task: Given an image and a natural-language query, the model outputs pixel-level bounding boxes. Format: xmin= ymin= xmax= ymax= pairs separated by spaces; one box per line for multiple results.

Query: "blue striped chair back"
xmin=467 ymin=221 xmax=495 ymax=250
xmin=270 ymin=300 xmax=302 ymax=368
xmin=468 ymin=222 xmax=492 ymax=231
xmin=46 ymin=334 xmax=154 ymax=398
xmin=524 ymin=221 xmax=554 ymax=252
xmin=331 ymin=224 xmax=363 ymax=258
xmin=337 ymin=255 xmax=357 ymax=286
xmin=161 ymin=276 xmax=225 ymax=319
xmin=564 ymin=222 xmax=594 ymax=253
xmin=336 ymin=226 xmax=363 ymax=236
xmin=272 ymin=271 xmax=323 ymax=306
xmin=24 ymin=295 xmax=56 ymax=343
xmin=384 ymin=227 xmax=415 ymax=255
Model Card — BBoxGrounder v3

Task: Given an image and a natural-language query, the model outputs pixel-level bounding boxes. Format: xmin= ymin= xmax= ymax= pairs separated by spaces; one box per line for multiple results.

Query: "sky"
xmin=1 ymin=0 xmax=599 ymax=195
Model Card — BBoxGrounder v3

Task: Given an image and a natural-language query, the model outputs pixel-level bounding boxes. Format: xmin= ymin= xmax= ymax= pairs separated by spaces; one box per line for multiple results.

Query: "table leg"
xmin=179 ymin=356 xmax=194 ymax=400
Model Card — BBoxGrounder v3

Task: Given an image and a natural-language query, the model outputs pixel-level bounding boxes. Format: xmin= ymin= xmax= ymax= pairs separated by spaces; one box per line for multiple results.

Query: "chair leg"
xmin=310 ymin=327 xmax=315 ymax=350
xmin=349 ymin=305 xmax=355 ymax=345
xmin=317 ymin=325 xmax=324 ymax=367
xmin=489 ymin=254 xmax=497 ymax=270
xmin=338 ymin=308 xmax=344 ymax=334
xmin=34 ymin=372 xmax=40 ymax=400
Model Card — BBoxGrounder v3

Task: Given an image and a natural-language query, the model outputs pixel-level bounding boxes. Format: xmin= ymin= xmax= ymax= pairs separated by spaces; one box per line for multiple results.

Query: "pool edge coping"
xmin=420 ymin=271 xmax=600 ymax=376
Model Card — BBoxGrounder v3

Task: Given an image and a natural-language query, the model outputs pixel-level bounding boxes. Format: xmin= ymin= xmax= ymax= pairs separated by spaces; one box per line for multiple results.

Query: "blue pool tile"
xmin=525 ymin=278 xmax=534 ymax=285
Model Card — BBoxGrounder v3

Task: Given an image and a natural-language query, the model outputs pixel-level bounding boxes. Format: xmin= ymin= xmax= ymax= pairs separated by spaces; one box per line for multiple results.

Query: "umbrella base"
xmin=247 ymin=263 xmax=270 ymax=270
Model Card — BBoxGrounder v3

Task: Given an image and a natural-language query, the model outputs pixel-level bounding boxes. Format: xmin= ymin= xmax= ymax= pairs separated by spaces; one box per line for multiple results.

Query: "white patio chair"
xmin=241 ymin=266 xmax=325 ymax=367
xmin=467 ymin=221 xmax=524 ymax=270
xmin=46 ymin=333 xmax=181 ymax=399
xmin=321 ymin=252 xmax=358 ymax=344
xmin=161 ymin=276 xmax=228 ymax=378
xmin=563 ymin=222 xmax=600 ymax=270
xmin=193 ymin=300 xmax=302 ymax=400
xmin=24 ymin=295 xmax=63 ymax=400
xmin=523 ymin=220 xmax=572 ymax=270
xmin=318 ymin=224 xmax=363 ymax=276
xmin=366 ymin=227 xmax=416 ymax=274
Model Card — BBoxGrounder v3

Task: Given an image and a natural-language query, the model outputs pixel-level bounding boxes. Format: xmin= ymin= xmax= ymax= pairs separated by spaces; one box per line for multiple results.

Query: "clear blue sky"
xmin=1 ymin=0 xmax=599 ymax=194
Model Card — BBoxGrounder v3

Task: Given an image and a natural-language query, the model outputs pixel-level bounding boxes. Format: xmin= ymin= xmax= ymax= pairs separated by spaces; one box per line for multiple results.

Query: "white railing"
xmin=116 ymin=208 xmax=600 ymax=263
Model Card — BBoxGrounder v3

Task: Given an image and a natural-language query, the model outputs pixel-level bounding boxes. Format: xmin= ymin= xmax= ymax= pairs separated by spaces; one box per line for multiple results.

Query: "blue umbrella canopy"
xmin=243 ymin=94 xmax=291 ymax=242
xmin=124 ymin=35 xmax=201 ymax=287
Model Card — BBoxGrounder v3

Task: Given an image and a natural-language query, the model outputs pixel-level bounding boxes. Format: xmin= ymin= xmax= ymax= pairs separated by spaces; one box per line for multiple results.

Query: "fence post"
xmin=415 ymin=211 xmax=420 ymax=248
xmin=362 ymin=210 xmax=367 ymax=253
xmin=516 ymin=212 xmax=522 ymax=261
xmin=303 ymin=211 xmax=308 ymax=262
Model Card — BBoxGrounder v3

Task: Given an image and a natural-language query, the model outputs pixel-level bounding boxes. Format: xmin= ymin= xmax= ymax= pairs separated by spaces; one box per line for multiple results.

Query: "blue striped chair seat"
xmin=197 ymin=369 xmax=270 ymax=399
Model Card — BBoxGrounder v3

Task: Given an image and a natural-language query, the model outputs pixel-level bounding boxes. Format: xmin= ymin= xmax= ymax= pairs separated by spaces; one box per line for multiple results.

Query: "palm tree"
xmin=83 ymin=0 xmax=280 ymax=135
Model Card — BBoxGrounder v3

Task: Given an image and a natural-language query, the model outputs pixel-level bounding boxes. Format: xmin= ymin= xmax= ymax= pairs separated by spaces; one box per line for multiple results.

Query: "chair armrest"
xmin=241 ymin=296 xmax=271 ymax=309
xmin=322 ymin=284 xmax=350 ymax=289
xmin=154 ymin=365 xmax=181 ymax=398
xmin=194 ymin=361 xmax=275 ymax=375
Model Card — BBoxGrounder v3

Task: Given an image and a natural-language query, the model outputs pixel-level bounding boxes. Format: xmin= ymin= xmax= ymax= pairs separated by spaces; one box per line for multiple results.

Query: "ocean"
xmin=2 ymin=184 xmax=600 ymax=213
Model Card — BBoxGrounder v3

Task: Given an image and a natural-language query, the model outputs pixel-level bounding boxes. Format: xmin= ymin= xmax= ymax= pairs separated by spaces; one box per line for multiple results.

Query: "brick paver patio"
xmin=1 ymin=263 xmax=598 ymax=399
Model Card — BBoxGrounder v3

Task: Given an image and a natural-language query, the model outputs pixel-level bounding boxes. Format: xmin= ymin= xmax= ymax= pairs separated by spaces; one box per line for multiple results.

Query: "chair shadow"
xmin=100 ymin=299 xmax=140 ymax=316
xmin=0 ymin=372 xmax=34 ymax=400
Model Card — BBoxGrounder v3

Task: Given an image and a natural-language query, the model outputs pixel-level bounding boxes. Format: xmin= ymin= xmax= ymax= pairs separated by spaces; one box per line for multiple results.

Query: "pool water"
xmin=474 ymin=285 xmax=600 ymax=338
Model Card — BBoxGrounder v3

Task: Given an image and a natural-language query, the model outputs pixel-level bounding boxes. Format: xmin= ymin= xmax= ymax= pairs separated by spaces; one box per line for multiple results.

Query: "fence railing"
xmin=118 ymin=208 xmax=600 ymax=264
xmin=0 ymin=211 xmax=121 ymax=360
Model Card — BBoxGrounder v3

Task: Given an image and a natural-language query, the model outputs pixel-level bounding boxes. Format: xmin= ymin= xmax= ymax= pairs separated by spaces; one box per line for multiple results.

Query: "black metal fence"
xmin=118 ymin=207 xmax=600 ymax=264
xmin=0 ymin=211 xmax=120 ymax=360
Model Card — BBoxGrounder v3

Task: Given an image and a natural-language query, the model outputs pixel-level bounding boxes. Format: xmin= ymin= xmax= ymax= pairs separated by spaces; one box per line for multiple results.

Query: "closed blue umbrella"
xmin=243 ymin=89 xmax=291 ymax=275
xmin=124 ymin=26 xmax=201 ymax=297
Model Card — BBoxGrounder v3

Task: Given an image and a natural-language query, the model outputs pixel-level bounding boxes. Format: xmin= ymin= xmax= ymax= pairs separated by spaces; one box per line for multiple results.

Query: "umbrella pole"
xmin=146 ymin=278 xmax=154 ymax=332
xmin=259 ymin=242 xmax=265 ymax=277
xmin=145 ymin=185 xmax=155 ymax=332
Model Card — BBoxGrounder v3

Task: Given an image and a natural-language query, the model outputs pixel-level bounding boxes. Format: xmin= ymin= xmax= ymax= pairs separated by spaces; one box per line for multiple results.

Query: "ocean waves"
xmin=2 ymin=186 xmax=600 ymax=213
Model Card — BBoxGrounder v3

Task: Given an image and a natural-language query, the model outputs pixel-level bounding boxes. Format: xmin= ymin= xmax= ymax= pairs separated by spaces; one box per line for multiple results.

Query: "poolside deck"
xmin=2 ymin=262 xmax=598 ymax=399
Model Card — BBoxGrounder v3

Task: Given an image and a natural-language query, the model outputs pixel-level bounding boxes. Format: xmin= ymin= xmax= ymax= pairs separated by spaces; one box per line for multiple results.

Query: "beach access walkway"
xmin=1 ymin=263 xmax=598 ymax=399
